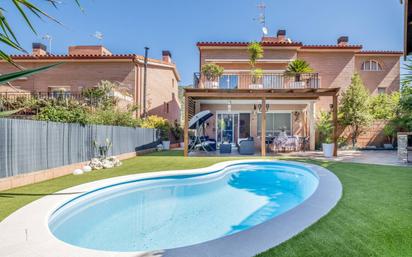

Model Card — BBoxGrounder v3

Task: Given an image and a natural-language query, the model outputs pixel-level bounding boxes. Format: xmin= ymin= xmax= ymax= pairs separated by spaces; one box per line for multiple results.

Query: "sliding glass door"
xmin=216 ymin=113 xmax=251 ymax=145
xmin=257 ymin=112 xmax=292 ymax=137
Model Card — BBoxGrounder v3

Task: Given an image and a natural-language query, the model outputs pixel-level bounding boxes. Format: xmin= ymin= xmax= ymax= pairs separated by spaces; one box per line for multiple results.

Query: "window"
xmin=361 ymin=60 xmax=382 ymax=71
xmin=166 ymin=103 xmax=169 ymax=113
xmin=172 ymin=79 xmax=175 ymax=88
xmin=219 ymin=75 xmax=238 ymax=89
xmin=257 ymin=113 xmax=292 ymax=136
xmin=48 ymin=86 xmax=71 ymax=98
xmin=377 ymin=87 xmax=386 ymax=94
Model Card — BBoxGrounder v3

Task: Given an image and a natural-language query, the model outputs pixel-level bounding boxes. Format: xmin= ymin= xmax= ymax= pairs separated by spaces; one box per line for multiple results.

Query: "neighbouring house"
xmin=0 ymin=43 xmax=181 ymax=122
xmin=184 ymin=30 xmax=402 ymax=156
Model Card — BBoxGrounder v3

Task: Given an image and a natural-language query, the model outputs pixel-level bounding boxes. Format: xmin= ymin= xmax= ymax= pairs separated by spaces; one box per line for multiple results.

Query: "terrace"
xmin=193 ymin=72 xmax=320 ymax=90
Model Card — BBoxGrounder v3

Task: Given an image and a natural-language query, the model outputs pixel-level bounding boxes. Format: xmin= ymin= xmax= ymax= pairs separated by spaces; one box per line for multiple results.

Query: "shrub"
xmin=140 ymin=115 xmax=170 ymax=140
xmin=81 ymin=80 xmax=118 ymax=109
xmin=36 ymin=105 xmax=88 ymax=124
xmin=383 ymin=123 xmax=396 ymax=145
xmin=87 ymin=108 xmax=139 ymax=127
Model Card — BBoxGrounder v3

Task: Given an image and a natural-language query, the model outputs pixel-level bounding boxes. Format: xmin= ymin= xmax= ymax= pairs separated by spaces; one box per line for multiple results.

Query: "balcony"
xmin=193 ymin=72 xmax=320 ymax=90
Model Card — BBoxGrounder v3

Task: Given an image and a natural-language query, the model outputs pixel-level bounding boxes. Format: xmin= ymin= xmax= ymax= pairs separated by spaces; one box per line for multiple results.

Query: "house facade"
xmin=0 ymin=44 xmax=181 ymax=122
xmin=184 ymin=30 xmax=402 ymax=156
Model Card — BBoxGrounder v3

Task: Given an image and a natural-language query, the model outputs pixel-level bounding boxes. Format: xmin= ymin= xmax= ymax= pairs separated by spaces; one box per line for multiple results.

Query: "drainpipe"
xmin=143 ymin=47 xmax=149 ymax=117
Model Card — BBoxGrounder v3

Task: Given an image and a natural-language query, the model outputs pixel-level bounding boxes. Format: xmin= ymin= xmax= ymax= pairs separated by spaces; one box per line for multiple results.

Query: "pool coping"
xmin=0 ymin=160 xmax=342 ymax=257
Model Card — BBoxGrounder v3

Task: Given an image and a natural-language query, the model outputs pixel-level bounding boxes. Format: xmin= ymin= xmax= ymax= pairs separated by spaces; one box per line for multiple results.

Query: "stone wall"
xmin=397 ymin=132 xmax=411 ymax=163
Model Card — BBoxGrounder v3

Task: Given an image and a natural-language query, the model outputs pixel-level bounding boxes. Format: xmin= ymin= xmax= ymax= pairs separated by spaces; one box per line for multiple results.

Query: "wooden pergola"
xmin=183 ymin=88 xmax=340 ymax=157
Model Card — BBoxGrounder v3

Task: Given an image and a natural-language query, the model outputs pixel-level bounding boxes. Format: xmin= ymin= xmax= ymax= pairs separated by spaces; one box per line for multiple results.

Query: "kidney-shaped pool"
xmin=48 ymin=161 xmax=319 ymax=252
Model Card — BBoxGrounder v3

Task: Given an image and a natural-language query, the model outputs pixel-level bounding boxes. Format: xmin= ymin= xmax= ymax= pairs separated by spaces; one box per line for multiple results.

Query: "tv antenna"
xmin=254 ymin=1 xmax=268 ymax=36
xmin=92 ymin=31 xmax=104 ymax=41
xmin=42 ymin=34 xmax=52 ymax=54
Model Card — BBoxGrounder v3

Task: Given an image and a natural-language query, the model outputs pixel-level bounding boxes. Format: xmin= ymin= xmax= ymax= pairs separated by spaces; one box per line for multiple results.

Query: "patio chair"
xmin=238 ymin=138 xmax=255 ymax=155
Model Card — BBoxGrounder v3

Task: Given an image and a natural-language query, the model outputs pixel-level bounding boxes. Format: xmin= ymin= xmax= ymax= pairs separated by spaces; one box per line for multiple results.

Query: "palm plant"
xmin=247 ymin=42 xmax=264 ymax=67
xmin=0 ymin=0 xmax=82 ymax=66
xmin=285 ymin=59 xmax=314 ymax=81
xmin=0 ymin=108 xmax=24 ymax=117
xmin=0 ymin=62 xmax=62 ymax=84
xmin=402 ymin=60 xmax=412 ymax=86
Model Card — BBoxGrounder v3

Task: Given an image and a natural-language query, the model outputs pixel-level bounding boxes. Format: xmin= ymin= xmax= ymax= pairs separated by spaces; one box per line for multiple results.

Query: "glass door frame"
xmin=215 ymin=111 xmax=251 ymax=146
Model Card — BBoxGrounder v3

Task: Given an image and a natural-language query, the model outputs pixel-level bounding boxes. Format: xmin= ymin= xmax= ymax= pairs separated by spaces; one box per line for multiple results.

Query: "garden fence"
xmin=0 ymin=118 xmax=157 ymax=178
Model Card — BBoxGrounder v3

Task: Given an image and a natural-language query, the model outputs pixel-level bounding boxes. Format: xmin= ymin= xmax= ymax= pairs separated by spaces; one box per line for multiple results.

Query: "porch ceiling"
xmin=184 ymin=88 xmax=340 ymax=100
xmin=197 ymin=99 xmax=316 ymax=104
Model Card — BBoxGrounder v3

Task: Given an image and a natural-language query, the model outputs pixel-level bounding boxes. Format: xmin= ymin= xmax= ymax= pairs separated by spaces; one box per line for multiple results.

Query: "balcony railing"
xmin=193 ymin=72 xmax=320 ymax=90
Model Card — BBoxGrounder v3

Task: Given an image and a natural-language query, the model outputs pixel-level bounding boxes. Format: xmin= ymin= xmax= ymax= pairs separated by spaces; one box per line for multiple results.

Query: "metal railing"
xmin=193 ymin=72 xmax=320 ymax=90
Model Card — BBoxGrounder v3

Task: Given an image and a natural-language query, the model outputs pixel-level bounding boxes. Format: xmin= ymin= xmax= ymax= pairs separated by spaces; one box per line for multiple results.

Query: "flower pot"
xmin=180 ymin=142 xmax=185 ymax=148
xmin=249 ymin=84 xmax=263 ymax=89
xmin=322 ymin=143 xmax=334 ymax=158
xmin=162 ymin=140 xmax=171 ymax=150
xmin=204 ymin=81 xmax=219 ymax=89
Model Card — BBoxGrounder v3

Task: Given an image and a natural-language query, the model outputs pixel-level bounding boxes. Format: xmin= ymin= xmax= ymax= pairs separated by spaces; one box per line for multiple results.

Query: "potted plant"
xmin=250 ymin=68 xmax=263 ymax=89
xmin=285 ymin=59 xmax=314 ymax=88
xmin=317 ymin=111 xmax=334 ymax=157
xmin=201 ymin=63 xmax=224 ymax=88
xmin=247 ymin=42 xmax=264 ymax=88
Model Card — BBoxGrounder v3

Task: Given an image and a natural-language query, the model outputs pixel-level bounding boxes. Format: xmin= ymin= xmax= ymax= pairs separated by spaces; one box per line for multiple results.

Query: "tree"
xmin=391 ymin=85 xmax=412 ymax=131
xmin=247 ymin=42 xmax=264 ymax=85
xmin=370 ymin=92 xmax=400 ymax=120
xmin=339 ymin=73 xmax=372 ymax=148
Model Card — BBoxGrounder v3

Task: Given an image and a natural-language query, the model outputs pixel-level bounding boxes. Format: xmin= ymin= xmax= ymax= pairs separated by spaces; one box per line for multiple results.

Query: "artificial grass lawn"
xmin=0 ymin=151 xmax=411 ymax=257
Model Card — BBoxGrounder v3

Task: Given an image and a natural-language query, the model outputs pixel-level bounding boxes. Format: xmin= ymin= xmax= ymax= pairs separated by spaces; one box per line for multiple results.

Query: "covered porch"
xmin=183 ymin=88 xmax=339 ymax=157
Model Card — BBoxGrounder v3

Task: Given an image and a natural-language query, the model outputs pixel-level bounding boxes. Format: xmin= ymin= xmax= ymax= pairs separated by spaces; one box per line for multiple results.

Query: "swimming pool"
xmin=48 ymin=161 xmax=319 ymax=252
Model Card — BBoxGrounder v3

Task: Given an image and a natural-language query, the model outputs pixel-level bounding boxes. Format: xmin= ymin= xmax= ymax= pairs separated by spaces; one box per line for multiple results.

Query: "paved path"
xmin=186 ymin=149 xmax=411 ymax=167
xmin=278 ymin=150 xmax=411 ymax=167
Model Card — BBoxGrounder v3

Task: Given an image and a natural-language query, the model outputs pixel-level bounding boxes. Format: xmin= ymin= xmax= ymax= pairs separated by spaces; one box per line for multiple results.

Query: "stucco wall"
xmin=144 ymin=65 xmax=180 ymax=122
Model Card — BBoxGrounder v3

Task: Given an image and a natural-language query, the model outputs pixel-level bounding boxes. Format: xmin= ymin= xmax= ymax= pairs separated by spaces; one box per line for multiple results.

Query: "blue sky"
xmin=4 ymin=0 xmax=404 ymax=85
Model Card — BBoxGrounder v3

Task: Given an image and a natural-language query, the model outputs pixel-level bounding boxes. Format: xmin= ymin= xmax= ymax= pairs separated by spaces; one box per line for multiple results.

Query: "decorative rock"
xmin=89 ymin=158 xmax=103 ymax=170
xmin=102 ymin=159 xmax=114 ymax=169
xmin=73 ymin=169 xmax=84 ymax=175
xmin=83 ymin=165 xmax=92 ymax=172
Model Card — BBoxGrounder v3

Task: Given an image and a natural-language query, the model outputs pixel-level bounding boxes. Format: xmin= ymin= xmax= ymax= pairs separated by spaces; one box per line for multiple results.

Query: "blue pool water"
xmin=48 ymin=162 xmax=319 ymax=252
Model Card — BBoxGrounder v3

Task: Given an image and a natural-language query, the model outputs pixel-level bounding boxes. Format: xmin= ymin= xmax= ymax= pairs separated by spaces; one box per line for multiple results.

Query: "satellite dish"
xmin=287 ymin=38 xmax=292 ymax=43
xmin=262 ymin=26 xmax=268 ymax=35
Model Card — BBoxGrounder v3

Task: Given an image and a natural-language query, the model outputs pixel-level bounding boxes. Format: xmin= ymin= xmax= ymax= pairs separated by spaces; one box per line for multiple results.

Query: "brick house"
xmin=0 ymin=44 xmax=181 ymax=122
xmin=183 ymin=30 xmax=402 ymax=156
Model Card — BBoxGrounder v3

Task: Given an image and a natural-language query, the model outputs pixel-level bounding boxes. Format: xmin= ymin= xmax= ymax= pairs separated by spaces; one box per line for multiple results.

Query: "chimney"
xmin=68 ymin=45 xmax=112 ymax=55
xmin=162 ymin=50 xmax=172 ymax=63
xmin=337 ymin=36 xmax=349 ymax=47
xmin=261 ymin=29 xmax=287 ymax=43
xmin=277 ymin=30 xmax=286 ymax=42
xmin=32 ymin=43 xmax=48 ymax=56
